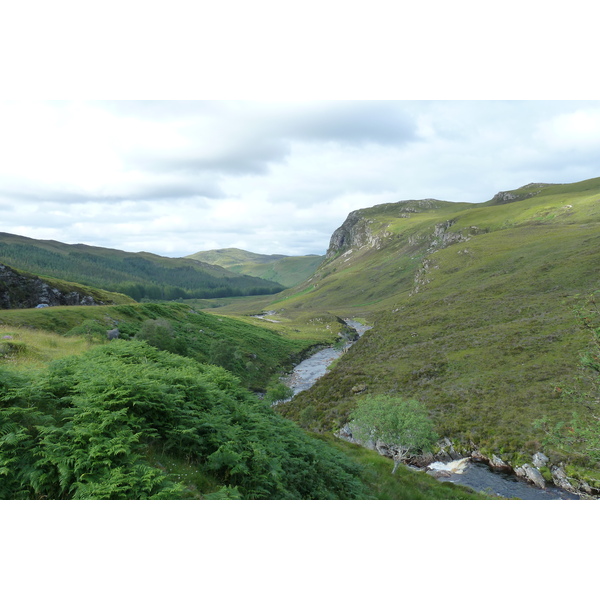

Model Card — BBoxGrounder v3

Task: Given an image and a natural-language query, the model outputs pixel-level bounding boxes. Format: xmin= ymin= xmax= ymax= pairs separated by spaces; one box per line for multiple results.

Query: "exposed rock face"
xmin=326 ymin=211 xmax=389 ymax=259
xmin=0 ymin=263 xmax=98 ymax=309
xmin=488 ymin=183 xmax=547 ymax=206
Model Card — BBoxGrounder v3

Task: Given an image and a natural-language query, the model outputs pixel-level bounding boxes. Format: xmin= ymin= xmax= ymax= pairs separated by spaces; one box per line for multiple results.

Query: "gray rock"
xmin=107 ymin=328 xmax=120 ymax=341
xmin=516 ymin=464 xmax=546 ymax=489
xmin=490 ymin=454 xmax=509 ymax=469
xmin=0 ymin=262 xmax=99 ymax=308
xmin=532 ymin=452 xmax=549 ymax=468
xmin=551 ymin=465 xmax=577 ymax=494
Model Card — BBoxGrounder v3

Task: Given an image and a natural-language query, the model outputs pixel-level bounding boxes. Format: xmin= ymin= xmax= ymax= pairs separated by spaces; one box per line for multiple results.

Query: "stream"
xmin=274 ymin=318 xmax=580 ymax=500
xmin=281 ymin=319 xmax=372 ymax=397
xmin=425 ymin=460 xmax=579 ymax=500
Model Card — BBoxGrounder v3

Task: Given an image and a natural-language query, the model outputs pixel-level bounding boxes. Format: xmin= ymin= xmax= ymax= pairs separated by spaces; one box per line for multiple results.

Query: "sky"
xmin=1 ymin=99 xmax=600 ymax=258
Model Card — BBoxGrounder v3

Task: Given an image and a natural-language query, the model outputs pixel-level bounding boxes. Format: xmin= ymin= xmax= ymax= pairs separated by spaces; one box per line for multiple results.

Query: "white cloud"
xmin=1 ymin=100 xmax=600 ymax=258
xmin=536 ymin=108 xmax=600 ymax=149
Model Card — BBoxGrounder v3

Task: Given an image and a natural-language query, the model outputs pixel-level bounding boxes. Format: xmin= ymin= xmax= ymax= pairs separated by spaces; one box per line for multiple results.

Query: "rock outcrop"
xmin=326 ymin=211 xmax=389 ymax=259
xmin=514 ymin=464 xmax=547 ymax=489
xmin=0 ymin=263 xmax=98 ymax=309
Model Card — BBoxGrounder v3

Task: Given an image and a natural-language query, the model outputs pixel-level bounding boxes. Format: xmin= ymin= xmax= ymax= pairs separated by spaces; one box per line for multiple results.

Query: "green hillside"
xmin=0 ymin=301 xmax=333 ymax=391
xmin=0 ymin=233 xmax=284 ymax=301
xmin=187 ymin=247 xmax=324 ymax=288
xmin=214 ymin=178 xmax=600 ymax=487
xmin=0 ymin=301 xmax=485 ymax=500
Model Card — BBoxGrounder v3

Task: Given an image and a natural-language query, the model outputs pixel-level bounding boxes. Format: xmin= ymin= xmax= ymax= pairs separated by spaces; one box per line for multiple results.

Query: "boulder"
xmin=532 ymin=452 xmax=549 ymax=468
xmin=515 ymin=464 xmax=546 ymax=489
xmin=489 ymin=454 xmax=510 ymax=469
xmin=551 ymin=465 xmax=577 ymax=494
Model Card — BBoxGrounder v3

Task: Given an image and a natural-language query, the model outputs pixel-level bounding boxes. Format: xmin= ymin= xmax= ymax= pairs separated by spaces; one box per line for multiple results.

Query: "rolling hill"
xmin=186 ymin=247 xmax=324 ymax=288
xmin=0 ymin=233 xmax=284 ymax=301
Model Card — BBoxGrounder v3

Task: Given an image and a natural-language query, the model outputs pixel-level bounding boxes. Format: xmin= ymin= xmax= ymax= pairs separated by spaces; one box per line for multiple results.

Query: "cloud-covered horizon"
xmin=1 ymin=100 xmax=599 ymax=257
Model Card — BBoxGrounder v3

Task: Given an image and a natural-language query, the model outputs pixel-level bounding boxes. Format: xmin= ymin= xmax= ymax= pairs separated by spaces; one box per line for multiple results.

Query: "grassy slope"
xmin=209 ymin=178 xmax=600 ymax=474
xmin=0 ymin=302 xmax=327 ymax=390
xmin=187 ymin=248 xmax=324 ymax=288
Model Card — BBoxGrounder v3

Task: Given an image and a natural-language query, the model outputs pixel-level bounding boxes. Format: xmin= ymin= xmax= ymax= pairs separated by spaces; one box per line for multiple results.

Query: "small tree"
xmin=349 ymin=394 xmax=437 ymax=473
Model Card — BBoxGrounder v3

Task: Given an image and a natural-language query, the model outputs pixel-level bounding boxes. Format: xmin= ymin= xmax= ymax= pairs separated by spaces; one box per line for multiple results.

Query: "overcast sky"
xmin=1 ymin=100 xmax=599 ymax=257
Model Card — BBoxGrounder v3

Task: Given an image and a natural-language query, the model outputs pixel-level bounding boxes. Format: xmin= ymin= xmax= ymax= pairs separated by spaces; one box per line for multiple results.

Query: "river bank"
xmin=275 ymin=318 xmax=592 ymax=499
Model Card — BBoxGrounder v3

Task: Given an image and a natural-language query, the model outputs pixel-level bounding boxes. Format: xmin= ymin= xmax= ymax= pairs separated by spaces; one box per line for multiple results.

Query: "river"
xmin=281 ymin=319 xmax=372 ymax=397
xmin=275 ymin=318 xmax=580 ymax=500
xmin=425 ymin=460 xmax=579 ymax=500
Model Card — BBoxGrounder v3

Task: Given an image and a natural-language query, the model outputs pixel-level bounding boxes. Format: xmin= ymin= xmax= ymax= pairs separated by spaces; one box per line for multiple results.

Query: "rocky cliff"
xmin=0 ymin=263 xmax=98 ymax=309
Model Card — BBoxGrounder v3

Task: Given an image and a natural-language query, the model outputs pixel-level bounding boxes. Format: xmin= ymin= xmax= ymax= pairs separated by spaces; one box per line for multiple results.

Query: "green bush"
xmin=0 ymin=341 xmax=368 ymax=499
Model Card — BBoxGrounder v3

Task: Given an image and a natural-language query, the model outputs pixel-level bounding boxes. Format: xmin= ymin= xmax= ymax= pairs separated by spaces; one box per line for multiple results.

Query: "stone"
xmin=490 ymin=454 xmax=509 ymax=469
xmin=551 ymin=465 xmax=577 ymax=494
xmin=517 ymin=464 xmax=546 ymax=489
xmin=532 ymin=452 xmax=549 ymax=468
xmin=0 ymin=262 xmax=98 ymax=308
xmin=351 ymin=383 xmax=367 ymax=394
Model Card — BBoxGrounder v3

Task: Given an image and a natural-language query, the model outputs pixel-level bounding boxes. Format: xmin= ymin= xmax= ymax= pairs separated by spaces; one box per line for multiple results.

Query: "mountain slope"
xmin=0 ymin=233 xmax=284 ymax=301
xmin=186 ymin=247 xmax=324 ymax=288
xmin=266 ymin=177 xmax=600 ymax=482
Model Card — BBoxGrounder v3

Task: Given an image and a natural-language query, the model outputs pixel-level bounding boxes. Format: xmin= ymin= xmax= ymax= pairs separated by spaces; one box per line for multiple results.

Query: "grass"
xmin=0 ymin=325 xmax=97 ymax=371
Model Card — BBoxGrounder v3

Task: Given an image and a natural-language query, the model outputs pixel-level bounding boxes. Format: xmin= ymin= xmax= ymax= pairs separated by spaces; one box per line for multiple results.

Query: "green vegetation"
xmin=349 ymin=395 xmax=437 ymax=473
xmin=0 ymin=341 xmax=369 ymax=499
xmin=534 ymin=293 xmax=600 ymax=481
xmin=0 ymin=302 xmax=323 ymax=391
xmin=0 ymin=325 xmax=102 ymax=370
xmin=0 ymin=232 xmax=284 ymax=301
xmin=218 ymin=177 xmax=600 ymax=482
xmin=1 ymin=305 xmax=489 ymax=499
xmin=187 ymin=247 xmax=324 ymax=288
xmin=4 ymin=176 xmax=600 ymax=498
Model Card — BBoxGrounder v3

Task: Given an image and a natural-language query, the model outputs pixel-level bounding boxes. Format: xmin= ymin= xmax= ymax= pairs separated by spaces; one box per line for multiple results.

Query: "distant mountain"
xmin=0 ymin=233 xmax=284 ymax=301
xmin=186 ymin=248 xmax=324 ymax=288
